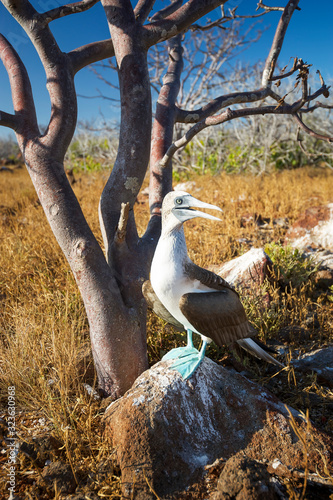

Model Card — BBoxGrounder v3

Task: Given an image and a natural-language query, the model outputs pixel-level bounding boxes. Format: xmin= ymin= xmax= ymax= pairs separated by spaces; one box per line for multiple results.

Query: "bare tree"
xmin=0 ymin=0 xmax=331 ymax=399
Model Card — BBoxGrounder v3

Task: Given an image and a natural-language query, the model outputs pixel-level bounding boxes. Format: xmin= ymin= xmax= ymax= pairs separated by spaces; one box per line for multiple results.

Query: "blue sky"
xmin=0 ymin=0 xmax=332 ymax=139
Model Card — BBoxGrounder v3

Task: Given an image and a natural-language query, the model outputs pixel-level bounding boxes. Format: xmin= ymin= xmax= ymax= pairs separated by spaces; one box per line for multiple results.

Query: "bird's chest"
xmin=151 ymin=234 xmax=190 ymax=305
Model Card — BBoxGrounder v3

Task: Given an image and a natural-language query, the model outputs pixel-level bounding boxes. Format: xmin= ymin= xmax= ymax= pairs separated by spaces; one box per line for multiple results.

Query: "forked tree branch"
xmin=271 ymin=57 xmax=304 ymax=81
xmin=302 ymin=101 xmax=333 ymax=113
xmin=160 ymin=83 xmax=332 ymax=168
xmin=69 ymin=0 xmax=228 ymax=71
xmin=1 ymin=0 xmax=78 ymax=157
xmin=175 ymin=88 xmax=277 ymax=123
xmin=174 ymin=0 xmax=301 ymax=123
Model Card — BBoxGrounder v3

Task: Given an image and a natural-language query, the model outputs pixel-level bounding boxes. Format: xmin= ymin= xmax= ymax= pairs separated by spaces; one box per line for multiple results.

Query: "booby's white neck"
xmin=161 ymin=209 xmax=183 ymax=237
xmin=155 ymin=224 xmax=189 ymax=268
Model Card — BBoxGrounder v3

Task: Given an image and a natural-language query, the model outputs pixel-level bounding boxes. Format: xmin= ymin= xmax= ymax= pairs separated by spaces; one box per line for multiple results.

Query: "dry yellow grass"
xmin=0 ymin=165 xmax=332 ymax=498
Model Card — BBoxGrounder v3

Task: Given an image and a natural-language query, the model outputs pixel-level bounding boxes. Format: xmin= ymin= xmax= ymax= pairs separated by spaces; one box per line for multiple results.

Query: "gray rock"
xmin=285 ymin=204 xmax=333 ymax=251
xmin=211 ymin=248 xmax=272 ymax=291
xmin=306 ymin=249 xmax=333 ymax=271
xmin=292 ymin=346 xmax=333 ymax=387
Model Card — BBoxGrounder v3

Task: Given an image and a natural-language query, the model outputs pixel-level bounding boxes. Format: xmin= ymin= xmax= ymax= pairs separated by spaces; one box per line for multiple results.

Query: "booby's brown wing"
xmin=142 ymin=280 xmax=184 ymax=331
xmin=184 ymin=262 xmax=239 ymax=294
xmin=180 ymin=263 xmax=254 ymax=345
xmin=179 ymin=290 xmax=254 ymax=345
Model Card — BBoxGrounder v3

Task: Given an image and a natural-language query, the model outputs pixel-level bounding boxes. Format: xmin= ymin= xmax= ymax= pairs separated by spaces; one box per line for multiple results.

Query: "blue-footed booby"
xmin=144 ymin=190 xmax=283 ymax=380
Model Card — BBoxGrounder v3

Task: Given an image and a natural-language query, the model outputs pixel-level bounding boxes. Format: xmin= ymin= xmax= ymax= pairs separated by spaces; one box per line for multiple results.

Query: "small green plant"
xmin=68 ymin=153 xmax=103 ymax=172
xmin=270 ymin=144 xmax=305 ymax=171
xmin=264 ymin=242 xmax=317 ymax=288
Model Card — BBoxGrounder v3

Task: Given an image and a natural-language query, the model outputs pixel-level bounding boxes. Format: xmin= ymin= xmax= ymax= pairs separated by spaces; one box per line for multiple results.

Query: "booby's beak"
xmin=172 ymin=194 xmax=222 ymax=223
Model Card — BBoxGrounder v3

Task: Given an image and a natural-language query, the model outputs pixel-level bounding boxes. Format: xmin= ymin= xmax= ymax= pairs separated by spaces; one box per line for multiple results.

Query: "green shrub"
xmin=264 ymin=242 xmax=317 ymax=288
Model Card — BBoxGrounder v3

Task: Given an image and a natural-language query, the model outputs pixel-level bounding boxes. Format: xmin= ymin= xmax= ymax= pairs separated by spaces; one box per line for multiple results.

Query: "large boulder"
xmin=103 ymin=358 xmax=333 ymax=499
xmin=210 ymin=247 xmax=273 ymax=291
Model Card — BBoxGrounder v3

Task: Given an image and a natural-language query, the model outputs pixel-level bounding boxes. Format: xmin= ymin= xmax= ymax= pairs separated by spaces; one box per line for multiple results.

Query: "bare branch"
xmin=0 ymin=110 xmax=21 ymax=131
xmin=162 ymin=87 xmax=333 ymax=168
xmin=293 ymin=114 xmax=333 ymax=143
xmin=256 ymin=2 xmax=285 ymax=12
xmin=262 ymin=0 xmax=300 ymax=86
xmin=69 ymin=39 xmax=115 ymax=74
xmin=175 ymin=87 xmax=273 ymax=123
xmin=302 ymin=101 xmax=333 ymax=113
xmin=38 ymin=0 xmax=100 ymax=26
xmin=290 ymin=60 xmax=309 ymax=112
xmin=297 ymin=127 xmax=333 ymax=170
xmin=134 ymin=0 xmax=156 ymax=23
xmin=143 ymin=0 xmax=227 ymax=48
xmin=148 ymin=34 xmax=183 ymax=218
xmin=271 ymin=59 xmax=308 ymax=82
xmin=151 ymin=0 xmax=184 ymax=21
xmin=2 ymin=0 xmax=77 ymax=157
xmin=0 ymin=34 xmax=39 ymax=136
xmin=191 ymin=1 xmax=285 ymax=31
xmin=77 ymin=93 xmax=120 ymax=103
xmin=190 ymin=18 xmax=227 ymax=31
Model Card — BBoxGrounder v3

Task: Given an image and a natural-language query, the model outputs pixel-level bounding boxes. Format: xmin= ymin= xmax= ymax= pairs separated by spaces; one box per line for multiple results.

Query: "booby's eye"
xmin=175 ymin=198 xmax=183 ymax=205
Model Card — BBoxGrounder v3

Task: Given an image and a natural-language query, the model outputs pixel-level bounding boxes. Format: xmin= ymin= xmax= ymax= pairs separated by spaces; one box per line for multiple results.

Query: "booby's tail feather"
xmin=237 ymin=338 xmax=284 ymax=367
xmin=252 ymin=337 xmax=279 ymax=355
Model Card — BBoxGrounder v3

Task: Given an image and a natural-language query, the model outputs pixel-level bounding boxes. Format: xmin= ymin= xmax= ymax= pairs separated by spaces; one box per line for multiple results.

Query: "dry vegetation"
xmin=0 ymin=165 xmax=332 ymax=499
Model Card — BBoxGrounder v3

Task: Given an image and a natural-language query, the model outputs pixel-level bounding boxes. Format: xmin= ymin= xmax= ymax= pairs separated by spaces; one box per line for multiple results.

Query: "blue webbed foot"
xmin=168 ymin=348 xmax=204 ymax=379
xmin=162 ymin=345 xmax=198 ymax=362
xmin=162 ymin=335 xmax=208 ymax=380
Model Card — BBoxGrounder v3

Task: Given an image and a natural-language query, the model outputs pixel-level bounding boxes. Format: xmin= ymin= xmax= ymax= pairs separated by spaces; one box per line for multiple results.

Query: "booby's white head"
xmin=161 ymin=191 xmax=222 ymax=232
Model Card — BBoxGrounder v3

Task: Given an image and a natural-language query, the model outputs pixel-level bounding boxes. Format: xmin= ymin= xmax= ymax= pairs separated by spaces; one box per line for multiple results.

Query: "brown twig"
xmin=191 ymin=1 xmax=286 ymax=32
xmin=296 ymin=127 xmax=333 ymax=170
